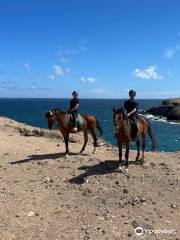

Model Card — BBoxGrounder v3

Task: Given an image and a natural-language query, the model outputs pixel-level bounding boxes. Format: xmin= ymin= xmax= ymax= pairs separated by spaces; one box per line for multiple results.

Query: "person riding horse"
xmin=124 ymin=90 xmax=138 ymax=138
xmin=69 ymin=91 xmax=80 ymax=133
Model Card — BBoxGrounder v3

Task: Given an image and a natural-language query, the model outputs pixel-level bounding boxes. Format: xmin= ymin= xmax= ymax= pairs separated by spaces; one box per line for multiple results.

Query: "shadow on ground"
xmin=10 ymin=152 xmax=89 ymax=165
xmin=68 ymin=159 xmax=139 ymax=184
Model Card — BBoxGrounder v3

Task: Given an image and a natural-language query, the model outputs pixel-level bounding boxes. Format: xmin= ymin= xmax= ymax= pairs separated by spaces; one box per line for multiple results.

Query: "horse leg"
xmin=80 ymin=130 xmax=88 ymax=153
xmin=64 ymin=134 xmax=69 ymax=157
xmin=118 ymin=143 xmax=122 ymax=166
xmin=91 ymin=129 xmax=98 ymax=154
xmin=135 ymin=137 xmax=141 ymax=162
xmin=141 ymin=134 xmax=146 ymax=164
xmin=125 ymin=143 xmax=130 ymax=169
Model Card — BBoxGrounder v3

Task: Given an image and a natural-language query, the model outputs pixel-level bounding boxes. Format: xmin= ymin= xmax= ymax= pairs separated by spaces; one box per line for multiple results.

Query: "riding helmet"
xmin=72 ymin=91 xmax=78 ymax=96
xmin=129 ymin=90 xmax=136 ymax=96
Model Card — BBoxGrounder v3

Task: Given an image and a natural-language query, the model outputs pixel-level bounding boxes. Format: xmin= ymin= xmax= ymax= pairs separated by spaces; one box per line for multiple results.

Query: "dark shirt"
xmin=69 ymin=98 xmax=79 ymax=111
xmin=124 ymin=99 xmax=138 ymax=117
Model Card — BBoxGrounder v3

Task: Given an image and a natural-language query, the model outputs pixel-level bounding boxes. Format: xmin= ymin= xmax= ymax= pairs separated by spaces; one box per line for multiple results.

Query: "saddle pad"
xmin=67 ymin=113 xmax=84 ymax=127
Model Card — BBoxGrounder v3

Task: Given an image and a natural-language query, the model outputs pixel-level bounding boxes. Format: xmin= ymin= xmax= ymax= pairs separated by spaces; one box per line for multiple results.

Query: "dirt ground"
xmin=0 ymin=116 xmax=179 ymax=240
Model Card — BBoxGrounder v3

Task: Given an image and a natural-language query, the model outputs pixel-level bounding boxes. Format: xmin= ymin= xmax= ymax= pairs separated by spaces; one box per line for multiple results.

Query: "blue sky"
xmin=0 ymin=0 xmax=180 ymax=98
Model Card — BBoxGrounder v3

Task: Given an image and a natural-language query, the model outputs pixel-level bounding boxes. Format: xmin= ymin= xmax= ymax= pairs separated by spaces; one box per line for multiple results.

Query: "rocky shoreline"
xmin=0 ymin=116 xmax=179 ymax=239
xmin=146 ymin=98 xmax=180 ymax=121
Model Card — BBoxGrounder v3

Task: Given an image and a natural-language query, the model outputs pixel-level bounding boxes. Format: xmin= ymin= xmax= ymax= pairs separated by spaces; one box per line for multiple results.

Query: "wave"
xmin=139 ymin=113 xmax=180 ymax=125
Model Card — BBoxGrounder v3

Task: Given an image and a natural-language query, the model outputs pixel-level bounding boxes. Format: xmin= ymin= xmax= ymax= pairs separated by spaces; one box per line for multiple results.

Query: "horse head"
xmin=113 ymin=107 xmax=128 ymax=131
xmin=45 ymin=110 xmax=55 ymax=130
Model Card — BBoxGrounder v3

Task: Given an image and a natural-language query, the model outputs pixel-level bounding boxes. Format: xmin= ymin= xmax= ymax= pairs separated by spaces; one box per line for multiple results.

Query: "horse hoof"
xmin=124 ymin=167 xmax=128 ymax=172
xmin=118 ymin=166 xmax=124 ymax=172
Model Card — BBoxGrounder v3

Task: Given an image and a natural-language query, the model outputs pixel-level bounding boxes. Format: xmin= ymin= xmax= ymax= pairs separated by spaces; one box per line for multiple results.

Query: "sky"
xmin=0 ymin=0 xmax=180 ymax=99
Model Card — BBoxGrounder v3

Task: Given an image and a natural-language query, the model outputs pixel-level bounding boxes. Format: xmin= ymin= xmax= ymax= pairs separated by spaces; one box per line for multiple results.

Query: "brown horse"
xmin=113 ymin=108 xmax=156 ymax=170
xmin=45 ymin=108 xmax=103 ymax=157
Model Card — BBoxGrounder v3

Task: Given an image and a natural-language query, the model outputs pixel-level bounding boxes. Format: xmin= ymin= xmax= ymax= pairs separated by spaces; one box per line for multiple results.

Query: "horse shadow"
xmin=68 ymin=159 xmax=141 ymax=184
xmin=10 ymin=152 xmax=89 ymax=165
xmin=68 ymin=160 xmax=128 ymax=184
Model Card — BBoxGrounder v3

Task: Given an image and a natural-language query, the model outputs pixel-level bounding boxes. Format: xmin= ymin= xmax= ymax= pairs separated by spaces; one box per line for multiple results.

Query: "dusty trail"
xmin=0 ymin=117 xmax=179 ymax=240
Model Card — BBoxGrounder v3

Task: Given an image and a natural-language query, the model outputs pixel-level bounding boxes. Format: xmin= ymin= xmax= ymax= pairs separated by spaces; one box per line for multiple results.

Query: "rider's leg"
xmin=130 ymin=116 xmax=138 ymax=137
xmin=72 ymin=111 xmax=78 ymax=132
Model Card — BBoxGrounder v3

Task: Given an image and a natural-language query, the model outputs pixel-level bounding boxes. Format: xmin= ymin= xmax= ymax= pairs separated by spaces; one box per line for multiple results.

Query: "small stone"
xmin=27 ymin=211 xmax=35 ymax=217
xmin=131 ymin=220 xmax=139 ymax=228
xmin=140 ymin=197 xmax=146 ymax=203
xmin=171 ymin=204 xmax=176 ymax=209
xmin=115 ymin=180 xmax=119 ymax=185
xmin=128 ymin=232 xmax=132 ymax=237
xmin=123 ymin=188 xmax=128 ymax=194
xmin=165 ymin=220 xmax=171 ymax=225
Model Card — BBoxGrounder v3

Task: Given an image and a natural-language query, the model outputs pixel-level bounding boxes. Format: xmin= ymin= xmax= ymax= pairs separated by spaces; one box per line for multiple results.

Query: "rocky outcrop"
xmin=147 ymin=98 xmax=180 ymax=121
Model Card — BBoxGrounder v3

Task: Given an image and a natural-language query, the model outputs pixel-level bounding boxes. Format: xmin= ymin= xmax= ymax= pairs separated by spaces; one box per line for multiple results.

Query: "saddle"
xmin=67 ymin=113 xmax=84 ymax=127
xmin=128 ymin=117 xmax=139 ymax=141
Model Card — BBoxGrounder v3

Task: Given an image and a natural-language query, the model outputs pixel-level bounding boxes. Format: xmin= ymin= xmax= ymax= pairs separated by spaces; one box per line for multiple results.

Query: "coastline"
xmin=0 ymin=116 xmax=179 ymax=239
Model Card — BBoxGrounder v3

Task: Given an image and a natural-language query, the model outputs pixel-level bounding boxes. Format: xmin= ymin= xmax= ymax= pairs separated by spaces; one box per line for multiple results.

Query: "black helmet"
xmin=72 ymin=90 xmax=78 ymax=96
xmin=129 ymin=90 xmax=136 ymax=96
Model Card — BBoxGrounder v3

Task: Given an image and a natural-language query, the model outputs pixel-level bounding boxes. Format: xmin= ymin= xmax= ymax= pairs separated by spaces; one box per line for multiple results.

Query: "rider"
xmin=124 ymin=90 xmax=138 ymax=137
xmin=69 ymin=90 xmax=80 ymax=132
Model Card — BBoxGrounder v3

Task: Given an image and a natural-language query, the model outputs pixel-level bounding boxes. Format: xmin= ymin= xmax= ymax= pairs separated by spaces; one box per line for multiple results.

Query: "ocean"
xmin=0 ymin=98 xmax=179 ymax=152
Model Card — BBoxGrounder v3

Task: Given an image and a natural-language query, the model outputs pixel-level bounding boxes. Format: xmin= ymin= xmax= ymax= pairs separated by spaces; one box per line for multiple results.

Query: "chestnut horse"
xmin=45 ymin=108 xmax=103 ymax=157
xmin=113 ymin=108 xmax=156 ymax=170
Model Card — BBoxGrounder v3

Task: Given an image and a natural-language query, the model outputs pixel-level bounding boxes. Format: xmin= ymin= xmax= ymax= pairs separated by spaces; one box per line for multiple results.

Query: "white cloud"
xmin=53 ymin=65 xmax=64 ymax=77
xmin=49 ymin=65 xmax=70 ymax=80
xmin=56 ymin=44 xmax=87 ymax=61
xmin=164 ymin=45 xmax=180 ymax=59
xmin=132 ymin=66 xmax=164 ymax=80
xmin=24 ymin=62 xmax=31 ymax=71
xmin=80 ymin=77 xmax=97 ymax=83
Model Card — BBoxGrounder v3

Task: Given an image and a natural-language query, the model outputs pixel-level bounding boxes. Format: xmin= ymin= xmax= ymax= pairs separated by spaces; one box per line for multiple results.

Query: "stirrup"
xmin=72 ymin=127 xmax=77 ymax=133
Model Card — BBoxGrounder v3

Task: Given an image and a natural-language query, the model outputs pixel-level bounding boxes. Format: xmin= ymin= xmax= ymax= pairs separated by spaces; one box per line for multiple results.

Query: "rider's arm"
xmin=69 ymin=103 xmax=79 ymax=112
xmin=127 ymin=108 xmax=137 ymax=117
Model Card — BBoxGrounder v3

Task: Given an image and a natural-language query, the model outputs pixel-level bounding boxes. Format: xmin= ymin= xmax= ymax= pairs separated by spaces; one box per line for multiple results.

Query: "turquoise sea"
xmin=0 ymin=98 xmax=179 ymax=152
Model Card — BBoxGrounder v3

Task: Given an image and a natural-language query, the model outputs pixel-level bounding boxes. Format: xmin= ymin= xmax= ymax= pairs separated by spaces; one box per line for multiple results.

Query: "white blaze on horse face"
xmin=49 ymin=110 xmax=53 ymax=116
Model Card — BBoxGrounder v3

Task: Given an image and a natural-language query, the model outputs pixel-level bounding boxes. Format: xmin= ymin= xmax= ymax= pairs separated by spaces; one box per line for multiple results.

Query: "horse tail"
xmin=147 ymin=119 xmax=156 ymax=151
xmin=95 ymin=117 xmax=103 ymax=137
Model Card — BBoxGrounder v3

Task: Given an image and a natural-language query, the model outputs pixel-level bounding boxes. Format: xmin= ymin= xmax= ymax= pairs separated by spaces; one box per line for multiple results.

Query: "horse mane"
xmin=116 ymin=108 xmax=126 ymax=119
xmin=52 ymin=108 xmax=67 ymax=114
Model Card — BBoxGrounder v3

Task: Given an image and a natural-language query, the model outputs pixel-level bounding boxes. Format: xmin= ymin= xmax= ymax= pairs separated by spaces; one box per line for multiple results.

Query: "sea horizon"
xmin=0 ymin=98 xmax=179 ymax=152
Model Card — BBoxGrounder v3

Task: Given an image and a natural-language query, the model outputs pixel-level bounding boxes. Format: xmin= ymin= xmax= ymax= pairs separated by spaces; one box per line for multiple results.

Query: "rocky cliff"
xmin=147 ymin=98 xmax=180 ymax=121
